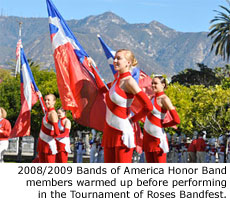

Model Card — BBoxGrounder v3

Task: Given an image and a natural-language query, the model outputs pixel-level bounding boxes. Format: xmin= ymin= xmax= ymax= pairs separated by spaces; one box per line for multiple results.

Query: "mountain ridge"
xmin=0 ymin=12 xmax=227 ymax=81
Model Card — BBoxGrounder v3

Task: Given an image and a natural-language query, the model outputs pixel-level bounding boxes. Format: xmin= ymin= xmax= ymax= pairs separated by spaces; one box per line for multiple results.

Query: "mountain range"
xmin=0 ymin=12 xmax=228 ymax=81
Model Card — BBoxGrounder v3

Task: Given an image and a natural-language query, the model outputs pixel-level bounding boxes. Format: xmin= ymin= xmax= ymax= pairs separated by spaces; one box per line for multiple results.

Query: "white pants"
xmin=181 ymin=152 xmax=188 ymax=163
xmin=196 ymin=151 xmax=205 ymax=163
xmin=218 ymin=154 xmax=225 ymax=163
xmin=0 ymin=140 xmax=9 ymax=163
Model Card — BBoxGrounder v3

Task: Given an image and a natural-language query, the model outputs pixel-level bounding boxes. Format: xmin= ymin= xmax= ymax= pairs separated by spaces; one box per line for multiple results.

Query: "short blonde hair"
xmin=45 ymin=94 xmax=56 ymax=102
xmin=0 ymin=107 xmax=7 ymax=118
xmin=116 ymin=49 xmax=138 ymax=67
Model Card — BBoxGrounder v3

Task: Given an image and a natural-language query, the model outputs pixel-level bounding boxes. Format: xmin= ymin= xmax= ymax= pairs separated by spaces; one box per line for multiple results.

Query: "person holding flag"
xmin=37 ymin=92 xmax=60 ymax=163
xmin=0 ymin=107 xmax=11 ymax=163
xmin=143 ymin=75 xmax=180 ymax=163
xmin=46 ymin=0 xmax=152 ymax=163
xmin=88 ymin=49 xmax=153 ymax=163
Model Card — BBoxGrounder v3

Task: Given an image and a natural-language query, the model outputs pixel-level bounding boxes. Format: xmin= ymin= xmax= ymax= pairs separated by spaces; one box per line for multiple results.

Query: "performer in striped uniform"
xmin=56 ymin=107 xmax=71 ymax=163
xmin=37 ymin=93 xmax=60 ymax=163
xmin=88 ymin=49 xmax=153 ymax=163
xmin=143 ymin=75 xmax=180 ymax=163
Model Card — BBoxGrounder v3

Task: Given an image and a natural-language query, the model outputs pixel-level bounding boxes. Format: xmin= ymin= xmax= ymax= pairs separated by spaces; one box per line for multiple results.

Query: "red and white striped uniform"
xmin=103 ymin=72 xmax=135 ymax=148
xmin=38 ymin=113 xmax=57 ymax=154
xmin=143 ymin=95 xmax=169 ymax=153
xmin=56 ymin=119 xmax=71 ymax=153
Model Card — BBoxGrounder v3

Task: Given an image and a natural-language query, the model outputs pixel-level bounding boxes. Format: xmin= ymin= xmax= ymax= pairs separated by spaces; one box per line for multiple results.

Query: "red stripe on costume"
xmin=41 ymin=124 xmax=54 ymax=136
xmin=114 ymin=84 xmax=134 ymax=99
xmin=147 ymin=113 xmax=163 ymax=127
xmin=106 ymin=93 xmax=131 ymax=119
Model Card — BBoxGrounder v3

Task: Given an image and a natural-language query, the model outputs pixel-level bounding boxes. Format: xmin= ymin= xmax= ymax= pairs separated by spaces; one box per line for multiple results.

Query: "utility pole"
xmin=15 ymin=21 xmax=22 ymax=77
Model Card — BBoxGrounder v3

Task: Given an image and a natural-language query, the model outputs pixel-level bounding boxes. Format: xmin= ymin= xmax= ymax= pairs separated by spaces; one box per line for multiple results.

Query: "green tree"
xmin=166 ymin=82 xmax=230 ymax=138
xmin=171 ymin=64 xmax=221 ymax=87
xmin=0 ymin=68 xmax=12 ymax=83
xmin=208 ymin=0 xmax=230 ymax=61
xmin=165 ymin=83 xmax=195 ymax=136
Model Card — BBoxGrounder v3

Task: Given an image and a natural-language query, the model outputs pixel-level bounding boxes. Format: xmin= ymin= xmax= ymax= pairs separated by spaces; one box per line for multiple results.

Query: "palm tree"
xmin=208 ymin=0 xmax=230 ymax=61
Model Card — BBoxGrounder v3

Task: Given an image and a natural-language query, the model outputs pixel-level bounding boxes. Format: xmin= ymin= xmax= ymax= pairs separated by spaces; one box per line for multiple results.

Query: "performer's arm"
xmin=162 ymin=109 xmax=180 ymax=128
xmin=49 ymin=111 xmax=60 ymax=136
xmin=87 ymin=57 xmax=109 ymax=93
xmin=37 ymin=91 xmax=47 ymax=114
xmin=162 ymin=96 xmax=180 ymax=128
xmin=124 ymin=77 xmax=153 ymax=122
xmin=56 ymin=128 xmax=70 ymax=138
xmin=130 ymin=91 xmax=153 ymax=122
xmin=53 ymin=122 xmax=60 ymax=137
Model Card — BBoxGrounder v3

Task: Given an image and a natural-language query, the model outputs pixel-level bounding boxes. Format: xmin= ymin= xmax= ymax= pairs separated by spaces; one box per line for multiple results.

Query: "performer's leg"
xmin=115 ymin=146 xmax=133 ymax=163
xmin=56 ymin=152 xmax=68 ymax=163
xmin=155 ymin=152 xmax=167 ymax=163
xmin=145 ymin=151 xmax=166 ymax=163
xmin=104 ymin=147 xmax=116 ymax=163
xmin=145 ymin=152 xmax=155 ymax=163
xmin=45 ymin=153 xmax=56 ymax=163
xmin=38 ymin=151 xmax=46 ymax=163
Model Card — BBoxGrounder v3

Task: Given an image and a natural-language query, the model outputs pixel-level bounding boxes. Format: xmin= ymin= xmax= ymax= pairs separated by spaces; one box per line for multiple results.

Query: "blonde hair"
xmin=0 ymin=107 xmax=7 ymax=118
xmin=116 ymin=49 xmax=138 ymax=67
xmin=45 ymin=94 xmax=56 ymax=102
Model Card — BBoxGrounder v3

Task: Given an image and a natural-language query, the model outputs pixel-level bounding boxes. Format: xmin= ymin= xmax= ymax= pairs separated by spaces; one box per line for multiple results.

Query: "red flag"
xmin=47 ymin=0 xmax=106 ymax=131
xmin=10 ymin=47 xmax=38 ymax=138
xmin=53 ymin=43 xmax=106 ymax=131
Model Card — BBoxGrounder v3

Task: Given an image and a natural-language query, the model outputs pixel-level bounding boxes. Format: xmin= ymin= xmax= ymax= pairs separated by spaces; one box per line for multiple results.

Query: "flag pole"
xmin=91 ymin=63 xmax=109 ymax=91
xmin=15 ymin=21 xmax=22 ymax=77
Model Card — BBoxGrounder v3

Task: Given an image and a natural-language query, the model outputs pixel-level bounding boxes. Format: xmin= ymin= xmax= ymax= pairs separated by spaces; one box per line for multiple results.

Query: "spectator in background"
xmin=196 ymin=131 xmax=206 ymax=163
xmin=0 ymin=107 xmax=12 ymax=163
xmin=188 ymin=137 xmax=197 ymax=163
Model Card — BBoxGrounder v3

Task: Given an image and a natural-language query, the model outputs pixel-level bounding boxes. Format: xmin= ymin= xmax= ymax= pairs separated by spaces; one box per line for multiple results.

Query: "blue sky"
xmin=0 ymin=0 xmax=228 ymax=32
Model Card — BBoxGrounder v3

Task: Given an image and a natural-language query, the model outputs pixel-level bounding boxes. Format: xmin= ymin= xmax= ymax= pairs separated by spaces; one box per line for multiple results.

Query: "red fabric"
xmin=56 ymin=152 xmax=68 ymax=163
xmin=131 ymin=91 xmax=153 ymax=122
xmin=37 ymin=139 xmax=52 ymax=154
xmin=188 ymin=140 xmax=197 ymax=152
xmin=104 ymin=146 xmax=134 ymax=163
xmin=32 ymin=157 xmax=39 ymax=163
xmin=38 ymin=152 xmax=56 ymax=163
xmin=145 ymin=151 xmax=166 ymax=163
xmin=196 ymin=137 xmax=206 ymax=151
xmin=106 ymin=93 xmax=132 ymax=119
xmin=0 ymin=119 xmax=11 ymax=140
xmin=10 ymin=83 xmax=38 ymax=138
xmin=162 ymin=109 xmax=180 ymax=128
xmin=56 ymin=128 xmax=70 ymax=139
xmin=90 ymin=63 xmax=107 ymax=90
xmin=102 ymin=122 xmax=123 ymax=148
xmin=54 ymin=42 xmax=106 ymax=131
xmin=37 ymin=114 xmax=55 ymax=155
xmin=143 ymin=129 xmax=168 ymax=152
xmin=56 ymin=129 xmax=70 ymax=152
xmin=53 ymin=122 xmax=60 ymax=137
xmin=147 ymin=112 xmax=163 ymax=127
xmin=138 ymin=70 xmax=155 ymax=98
xmin=133 ymin=121 xmax=143 ymax=154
